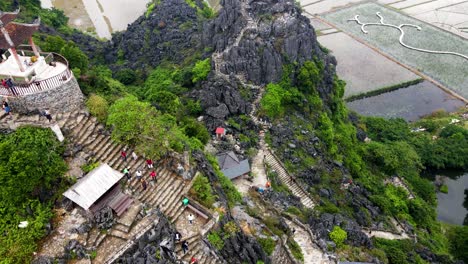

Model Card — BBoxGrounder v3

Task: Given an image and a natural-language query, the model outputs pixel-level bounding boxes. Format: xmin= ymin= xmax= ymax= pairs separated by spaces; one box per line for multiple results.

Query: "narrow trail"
xmin=285 ymin=219 xmax=335 ymax=264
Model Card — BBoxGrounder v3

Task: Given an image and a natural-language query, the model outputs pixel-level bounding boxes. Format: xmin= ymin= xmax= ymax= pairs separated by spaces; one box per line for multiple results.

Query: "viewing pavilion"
xmin=0 ymin=9 xmax=71 ymax=96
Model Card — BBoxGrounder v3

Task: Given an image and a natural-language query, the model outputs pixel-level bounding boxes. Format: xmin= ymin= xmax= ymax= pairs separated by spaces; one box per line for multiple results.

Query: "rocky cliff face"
xmin=104 ymin=0 xmax=203 ymax=71
xmin=203 ymin=0 xmax=334 ymax=85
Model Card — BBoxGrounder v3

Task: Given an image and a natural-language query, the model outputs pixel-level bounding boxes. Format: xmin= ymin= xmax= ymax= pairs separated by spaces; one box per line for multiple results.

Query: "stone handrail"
xmin=0 ymin=52 xmax=72 ymax=97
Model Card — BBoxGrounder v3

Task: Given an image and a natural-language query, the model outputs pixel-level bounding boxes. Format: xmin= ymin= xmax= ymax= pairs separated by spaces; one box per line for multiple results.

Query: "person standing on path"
xmin=141 ymin=178 xmax=147 ymax=191
xmin=146 ymin=159 xmax=153 ymax=169
xmin=188 ymin=213 xmax=195 ymax=225
xmin=2 ymin=100 xmax=10 ymax=115
xmin=123 ymin=167 xmax=130 ymax=180
xmin=132 ymin=151 xmax=138 ymax=161
xmin=44 ymin=109 xmax=52 ymax=122
xmin=121 ymin=150 xmax=127 ymax=161
xmin=150 ymin=170 xmax=157 ymax=183
xmin=181 ymin=241 xmax=189 ymax=254
xmin=190 ymin=257 xmax=198 ymax=264
xmin=175 ymin=231 xmax=181 ymax=242
xmin=136 ymin=170 xmax=143 ymax=180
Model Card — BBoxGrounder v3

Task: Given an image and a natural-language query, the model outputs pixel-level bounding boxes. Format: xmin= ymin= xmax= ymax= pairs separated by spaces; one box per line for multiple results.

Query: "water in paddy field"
xmin=425 ymin=170 xmax=468 ymax=226
xmin=40 ymin=0 xmax=152 ymax=39
xmin=346 ymin=81 xmax=465 ymax=122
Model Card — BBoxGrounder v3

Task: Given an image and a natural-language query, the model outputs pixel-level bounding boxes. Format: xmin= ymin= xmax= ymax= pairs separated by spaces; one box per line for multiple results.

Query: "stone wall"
xmin=0 ymin=76 xmax=84 ymax=115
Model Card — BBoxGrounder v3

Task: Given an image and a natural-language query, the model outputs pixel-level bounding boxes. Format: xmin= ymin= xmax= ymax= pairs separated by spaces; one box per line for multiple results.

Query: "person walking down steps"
xmin=123 ymin=167 xmax=130 ymax=180
xmin=181 ymin=241 xmax=189 ymax=254
xmin=43 ymin=109 xmax=52 ymax=122
xmin=140 ymin=178 xmax=147 ymax=191
xmin=2 ymin=100 xmax=11 ymax=116
xmin=121 ymin=150 xmax=127 ymax=161
xmin=146 ymin=158 xmax=153 ymax=169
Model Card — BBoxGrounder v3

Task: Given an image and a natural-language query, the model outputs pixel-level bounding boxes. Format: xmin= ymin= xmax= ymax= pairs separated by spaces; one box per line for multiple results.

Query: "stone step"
xmin=78 ymin=123 xmax=103 ymax=146
xmin=86 ymin=228 xmax=100 ymax=247
xmin=109 ymin=229 xmax=128 ymax=240
xmin=161 ymin=182 xmax=186 ymax=214
xmin=145 ymin=170 xmax=175 ymax=204
xmin=113 ymin=223 xmax=131 ymax=233
xmin=184 ymin=242 xmax=202 ymax=262
xmin=167 ymin=194 xmax=184 ymax=220
xmin=153 ymin=179 xmax=183 ymax=209
xmin=70 ymin=114 xmax=91 ymax=137
xmin=94 ymin=232 xmax=107 ymax=247
xmin=86 ymin=134 xmax=107 ymax=153
xmin=98 ymin=142 xmax=121 ymax=164
xmin=93 ymin=136 xmax=114 ymax=159
xmin=75 ymin=117 xmax=97 ymax=142
xmin=176 ymin=234 xmax=200 ymax=254
xmin=139 ymin=167 xmax=169 ymax=202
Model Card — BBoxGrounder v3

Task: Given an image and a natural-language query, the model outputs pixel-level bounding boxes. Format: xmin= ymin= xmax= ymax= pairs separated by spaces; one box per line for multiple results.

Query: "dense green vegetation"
xmin=329 ymin=226 xmax=347 ymax=247
xmin=259 ymin=59 xmax=468 ymax=263
xmin=189 ymin=173 xmax=216 ymax=208
xmin=258 ymin=237 xmax=276 ymax=256
xmin=0 ymin=127 xmax=68 ymax=263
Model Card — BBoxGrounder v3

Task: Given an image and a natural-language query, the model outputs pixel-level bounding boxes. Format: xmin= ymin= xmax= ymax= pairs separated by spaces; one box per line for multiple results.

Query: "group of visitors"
xmin=1 ymin=78 xmax=17 ymax=95
xmin=121 ymin=152 xmax=158 ymax=191
xmin=174 ymin=231 xmax=198 ymax=263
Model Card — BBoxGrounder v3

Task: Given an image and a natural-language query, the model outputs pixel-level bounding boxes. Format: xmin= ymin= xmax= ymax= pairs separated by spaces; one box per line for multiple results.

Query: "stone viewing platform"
xmin=0 ymin=9 xmax=83 ymax=114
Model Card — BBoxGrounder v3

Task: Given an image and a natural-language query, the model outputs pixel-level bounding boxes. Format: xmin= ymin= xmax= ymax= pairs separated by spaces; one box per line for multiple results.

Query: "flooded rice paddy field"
xmin=318 ymin=32 xmax=418 ymax=98
xmin=346 ymin=81 xmax=465 ymax=121
xmin=436 ymin=172 xmax=468 ymax=225
xmin=41 ymin=0 xmax=151 ymax=39
xmin=322 ymin=2 xmax=468 ymax=99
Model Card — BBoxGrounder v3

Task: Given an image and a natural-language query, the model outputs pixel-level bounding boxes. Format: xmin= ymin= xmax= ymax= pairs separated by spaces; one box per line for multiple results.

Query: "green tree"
xmin=192 ymin=58 xmax=211 ymax=83
xmin=60 ymin=43 xmax=89 ymax=73
xmin=447 ymin=226 xmax=468 ymax=263
xmin=86 ymin=94 xmax=109 ymax=123
xmin=329 ymin=226 xmax=347 ymax=247
xmin=190 ymin=174 xmax=216 ymax=208
xmin=0 ymin=127 xmax=67 ymax=263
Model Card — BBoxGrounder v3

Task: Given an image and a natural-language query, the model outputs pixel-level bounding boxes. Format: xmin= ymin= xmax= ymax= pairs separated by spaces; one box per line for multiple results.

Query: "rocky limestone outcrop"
xmin=114 ymin=212 xmax=178 ymax=263
xmin=308 ymin=213 xmax=372 ymax=250
xmin=192 ymin=151 xmax=269 ymax=264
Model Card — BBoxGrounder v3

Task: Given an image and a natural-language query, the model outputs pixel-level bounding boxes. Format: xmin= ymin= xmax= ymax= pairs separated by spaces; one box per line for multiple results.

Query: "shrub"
xmin=192 ymin=58 xmax=211 ymax=83
xmin=86 ymin=94 xmax=109 ymax=123
xmin=447 ymin=226 xmax=468 ymax=263
xmin=81 ymin=160 xmax=100 ymax=174
xmin=223 ymin=221 xmax=239 ymax=237
xmin=189 ymin=174 xmax=215 ymax=208
xmin=207 ymin=231 xmax=224 ymax=250
xmin=287 ymin=238 xmax=304 ymax=262
xmin=258 ymin=237 xmax=276 ymax=256
xmin=115 ymin=69 xmax=136 ymax=85
xmin=329 ymin=226 xmax=347 ymax=247
xmin=440 ymin=185 xmax=448 ymax=194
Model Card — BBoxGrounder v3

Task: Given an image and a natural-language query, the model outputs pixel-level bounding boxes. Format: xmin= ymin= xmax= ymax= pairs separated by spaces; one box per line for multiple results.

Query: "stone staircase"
xmin=175 ymin=234 xmax=220 ymax=264
xmin=264 ymin=151 xmax=315 ymax=208
xmin=1 ymin=110 xmax=206 ymax=262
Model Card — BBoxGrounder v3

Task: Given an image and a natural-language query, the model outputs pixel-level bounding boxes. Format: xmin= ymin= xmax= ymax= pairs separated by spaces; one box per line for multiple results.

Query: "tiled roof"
xmin=0 ymin=10 xmax=40 ymax=49
xmin=0 ymin=9 xmax=19 ymax=26
xmin=216 ymin=151 xmax=250 ymax=180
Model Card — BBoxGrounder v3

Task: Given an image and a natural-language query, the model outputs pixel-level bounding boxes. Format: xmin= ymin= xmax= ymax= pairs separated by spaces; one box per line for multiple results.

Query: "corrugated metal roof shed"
xmin=63 ymin=163 xmax=124 ymax=210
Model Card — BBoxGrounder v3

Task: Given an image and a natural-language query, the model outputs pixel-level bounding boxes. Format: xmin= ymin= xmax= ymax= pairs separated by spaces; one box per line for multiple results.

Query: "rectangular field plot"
xmin=322 ymin=2 xmax=468 ymax=99
xmin=347 ymin=81 xmax=465 ymax=121
xmin=318 ymin=32 xmax=418 ymax=97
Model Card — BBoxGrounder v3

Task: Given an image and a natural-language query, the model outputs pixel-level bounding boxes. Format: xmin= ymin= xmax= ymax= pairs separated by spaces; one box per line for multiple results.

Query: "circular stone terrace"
xmin=0 ymin=46 xmax=72 ymax=97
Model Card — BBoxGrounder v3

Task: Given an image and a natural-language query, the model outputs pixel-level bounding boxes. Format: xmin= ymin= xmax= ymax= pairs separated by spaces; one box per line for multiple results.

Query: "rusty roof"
xmin=0 ymin=18 xmax=40 ymax=49
xmin=0 ymin=9 xmax=20 ymax=26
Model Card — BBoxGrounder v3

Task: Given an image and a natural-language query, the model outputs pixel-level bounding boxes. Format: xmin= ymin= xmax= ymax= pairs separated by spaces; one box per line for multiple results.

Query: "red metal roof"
xmin=215 ymin=127 xmax=225 ymax=134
